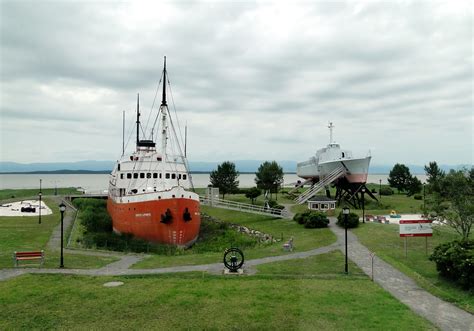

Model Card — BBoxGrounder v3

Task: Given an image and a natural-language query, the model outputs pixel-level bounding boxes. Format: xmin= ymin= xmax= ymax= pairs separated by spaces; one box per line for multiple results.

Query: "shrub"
xmin=304 ymin=212 xmax=329 ymax=228
xmin=293 ymin=211 xmax=311 ymax=225
xmin=371 ymin=188 xmax=377 ymax=193
xmin=268 ymin=200 xmax=284 ymax=210
xmin=293 ymin=211 xmax=329 ymax=228
xmin=380 ymin=187 xmax=394 ymax=196
xmin=429 ymin=240 xmax=474 ymax=290
xmin=336 ymin=211 xmax=359 ymax=228
xmin=413 ymin=194 xmax=423 ymax=200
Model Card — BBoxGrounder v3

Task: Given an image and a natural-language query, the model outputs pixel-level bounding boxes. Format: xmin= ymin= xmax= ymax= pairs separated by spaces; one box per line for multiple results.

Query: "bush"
xmin=413 ymin=194 xmax=423 ymax=200
xmin=268 ymin=200 xmax=284 ymax=209
xmin=380 ymin=187 xmax=394 ymax=196
xmin=293 ymin=211 xmax=329 ymax=228
xmin=429 ymin=240 xmax=474 ymax=290
xmin=336 ymin=211 xmax=359 ymax=228
xmin=293 ymin=211 xmax=311 ymax=225
xmin=371 ymin=188 xmax=377 ymax=193
xmin=304 ymin=212 xmax=329 ymax=228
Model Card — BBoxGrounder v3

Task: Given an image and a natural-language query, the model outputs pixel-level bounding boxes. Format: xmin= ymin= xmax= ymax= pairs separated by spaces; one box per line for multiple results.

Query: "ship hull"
xmin=107 ymin=195 xmax=201 ymax=247
xmin=298 ymin=156 xmax=371 ymax=183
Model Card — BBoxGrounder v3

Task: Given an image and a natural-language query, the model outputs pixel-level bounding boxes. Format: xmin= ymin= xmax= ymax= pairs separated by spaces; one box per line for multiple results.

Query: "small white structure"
xmin=0 ymin=200 xmax=52 ymax=217
xmin=307 ymin=196 xmax=336 ymax=212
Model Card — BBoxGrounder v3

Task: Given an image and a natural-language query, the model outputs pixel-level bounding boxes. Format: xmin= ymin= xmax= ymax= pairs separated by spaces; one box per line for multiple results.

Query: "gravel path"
xmin=328 ymin=218 xmax=474 ymax=331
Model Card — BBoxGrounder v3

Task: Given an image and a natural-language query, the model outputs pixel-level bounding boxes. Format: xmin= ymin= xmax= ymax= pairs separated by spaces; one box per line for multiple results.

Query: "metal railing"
xmin=295 ymin=166 xmax=346 ymax=204
xmin=200 ymin=196 xmax=290 ymax=219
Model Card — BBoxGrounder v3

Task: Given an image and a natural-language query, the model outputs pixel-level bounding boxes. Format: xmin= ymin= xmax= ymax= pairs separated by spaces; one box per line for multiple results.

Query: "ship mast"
xmin=161 ymin=56 xmax=168 ymax=184
xmin=328 ymin=122 xmax=334 ymax=144
xmin=136 ymin=93 xmax=140 ymax=149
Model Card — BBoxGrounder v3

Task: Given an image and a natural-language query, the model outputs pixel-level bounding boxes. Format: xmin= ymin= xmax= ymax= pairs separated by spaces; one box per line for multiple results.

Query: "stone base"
xmin=223 ymin=268 xmax=244 ymax=275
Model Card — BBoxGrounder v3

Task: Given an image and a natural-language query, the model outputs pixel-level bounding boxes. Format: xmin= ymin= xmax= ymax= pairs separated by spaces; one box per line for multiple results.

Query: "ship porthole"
xmin=181 ymin=194 xmax=184 ymax=198
xmin=172 ymin=195 xmax=175 ymax=198
xmin=158 ymin=196 xmax=161 ymax=199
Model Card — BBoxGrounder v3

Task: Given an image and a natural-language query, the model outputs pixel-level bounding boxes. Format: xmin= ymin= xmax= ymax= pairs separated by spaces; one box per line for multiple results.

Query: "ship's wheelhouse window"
xmin=140 ymin=173 xmax=145 ymax=179
xmin=178 ymin=174 xmax=182 ymax=179
xmin=183 ymin=174 xmax=187 ymax=180
xmin=120 ymin=174 xmax=124 ymax=179
xmin=133 ymin=173 xmax=138 ymax=179
xmin=153 ymin=173 xmax=158 ymax=179
xmin=127 ymin=173 xmax=132 ymax=179
xmin=166 ymin=173 xmax=170 ymax=179
xmin=342 ymin=152 xmax=345 ymax=158
xmin=147 ymin=173 xmax=151 ymax=179
xmin=172 ymin=173 xmax=176 ymax=179
xmin=118 ymin=164 xmax=121 ymax=171
xmin=159 ymin=173 xmax=162 ymax=179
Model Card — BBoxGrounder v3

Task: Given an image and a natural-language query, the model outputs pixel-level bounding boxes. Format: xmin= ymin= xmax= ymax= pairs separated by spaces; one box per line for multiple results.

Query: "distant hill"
xmin=0 ymin=160 xmax=469 ymax=174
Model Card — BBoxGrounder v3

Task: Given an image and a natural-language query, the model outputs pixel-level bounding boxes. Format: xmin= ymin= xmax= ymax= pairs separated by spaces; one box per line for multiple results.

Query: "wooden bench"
xmin=283 ymin=237 xmax=294 ymax=252
xmin=13 ymin=250 xmax=45 ymax=267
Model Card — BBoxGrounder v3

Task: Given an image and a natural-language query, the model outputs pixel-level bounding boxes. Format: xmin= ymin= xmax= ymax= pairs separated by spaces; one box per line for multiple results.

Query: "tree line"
xmin=209 ymin=160 xmax=283 ymax=202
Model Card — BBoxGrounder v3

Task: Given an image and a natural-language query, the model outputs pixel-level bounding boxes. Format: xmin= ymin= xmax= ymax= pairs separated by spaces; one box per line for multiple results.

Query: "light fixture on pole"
xmin=361 ymin=187 xmax=366 ymax=223
xmin=379 ymin=179 xmax=382 ymax=200
xmin=342 ymin=207 xmax=350 ymax=274
xmin=38 ymin=179 xmax=42 ymax=224
xmin=59 ymin=202 xmax=66 ymax=268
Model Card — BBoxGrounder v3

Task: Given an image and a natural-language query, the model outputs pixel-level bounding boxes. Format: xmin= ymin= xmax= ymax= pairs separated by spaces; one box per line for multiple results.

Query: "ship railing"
xmin=295 ymin=166 xmax=346 ymax=204
xmin=288 ymin=178 xmax=314 ymax=195
xmin=199 ymin=196 xmax=290 ymax=219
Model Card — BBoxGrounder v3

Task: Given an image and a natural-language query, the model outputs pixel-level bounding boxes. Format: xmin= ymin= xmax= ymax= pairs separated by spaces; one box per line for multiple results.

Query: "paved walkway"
xmin=328 ymin=218 xmax=474 ymax=331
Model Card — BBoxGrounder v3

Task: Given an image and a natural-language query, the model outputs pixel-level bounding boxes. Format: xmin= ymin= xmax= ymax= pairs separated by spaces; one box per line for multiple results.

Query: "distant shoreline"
xmin=0 ymin=170 xmax=415 ymax=175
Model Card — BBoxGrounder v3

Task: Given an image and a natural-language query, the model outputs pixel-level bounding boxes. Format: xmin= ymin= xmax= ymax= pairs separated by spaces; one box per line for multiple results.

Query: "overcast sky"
xmin=0 ymin=0 xmax=472 ymax=166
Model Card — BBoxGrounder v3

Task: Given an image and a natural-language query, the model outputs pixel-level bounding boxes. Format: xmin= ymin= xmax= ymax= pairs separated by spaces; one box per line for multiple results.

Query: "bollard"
xmin=370 ymin=252 xmax=376 ymax=281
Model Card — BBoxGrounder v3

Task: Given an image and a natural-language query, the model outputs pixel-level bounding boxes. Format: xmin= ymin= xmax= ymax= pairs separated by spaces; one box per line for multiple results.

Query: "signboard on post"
xmin=399 ymin=220 xmax=433 ymax=237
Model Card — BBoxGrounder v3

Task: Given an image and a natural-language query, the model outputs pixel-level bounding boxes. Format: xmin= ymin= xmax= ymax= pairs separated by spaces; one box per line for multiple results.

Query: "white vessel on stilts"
xmin=294 ymin=123 xmax=371 ymax=204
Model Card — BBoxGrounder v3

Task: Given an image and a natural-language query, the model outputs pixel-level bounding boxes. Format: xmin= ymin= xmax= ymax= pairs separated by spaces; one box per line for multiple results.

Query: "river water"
xmin=0 ymin=173 xmax=427 ymax=192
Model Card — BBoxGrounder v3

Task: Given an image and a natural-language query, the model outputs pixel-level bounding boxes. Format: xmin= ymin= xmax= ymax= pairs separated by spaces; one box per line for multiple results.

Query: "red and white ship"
xmin=297 ymin=122 xmax=371 ymax=183
xmin=107 ymin=57 xmax=201 ymax=247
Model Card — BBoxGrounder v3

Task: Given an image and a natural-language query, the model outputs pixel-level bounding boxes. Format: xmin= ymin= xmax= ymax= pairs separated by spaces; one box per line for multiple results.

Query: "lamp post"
xmin=59 ymin=202 xmax=66 ymax=268
xmin=379 ymin=179 xmax=382 ymax=200
xmin=361 ymin=187 xmax=366 ymax=223
xmin=38 ymin=179 xmax=42 ymax=224
xmin=343 ymin=207 xmax=350 ymax=274
xmin=423 ymin=183 xmax=426 ymax=211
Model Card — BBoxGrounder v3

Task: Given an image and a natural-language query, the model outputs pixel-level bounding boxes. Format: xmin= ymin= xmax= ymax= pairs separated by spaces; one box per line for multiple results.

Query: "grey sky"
xmin=1 ymin=0 xmax=472 ymax=166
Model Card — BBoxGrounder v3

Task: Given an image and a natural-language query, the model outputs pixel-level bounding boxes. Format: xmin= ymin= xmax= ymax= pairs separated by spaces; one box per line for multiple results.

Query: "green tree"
xmin=255 ymin=161 xmax=284 ymax=199
xmin=388 ymin=163 xmax=412 ymax=193
xmin=424 ymin=161 xmax=445 ymax=193
xmin=406 ymin=176 xmax=422 ymax=196
xmin=210 ymin=161 xmax=239 ymax=199
xmin=427 ymin=168 xmax=474 ymax=240
xmin=245 ymin=187 xmax=261 ymax=204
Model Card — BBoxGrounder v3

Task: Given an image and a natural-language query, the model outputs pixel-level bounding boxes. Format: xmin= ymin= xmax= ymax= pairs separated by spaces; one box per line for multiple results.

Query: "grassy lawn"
xmin=0 ymin=252 xmax=435 ymax=330
xmin=0 ymin=197 xmax=118 ymax=269
xmin=0 ymin=187 xmax=79 ymax=201
xmin=291 ymin=192 xmax=424 ymax=217
xmin=132 ymin=206 xmax=336 ymax=269
xmin=352 ymin=222 xmax=474 ymax=314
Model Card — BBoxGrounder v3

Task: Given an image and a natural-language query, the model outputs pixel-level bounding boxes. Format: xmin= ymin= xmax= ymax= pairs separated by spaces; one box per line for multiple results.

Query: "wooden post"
xmin=405 ymin=237 xmax=408 ymax=258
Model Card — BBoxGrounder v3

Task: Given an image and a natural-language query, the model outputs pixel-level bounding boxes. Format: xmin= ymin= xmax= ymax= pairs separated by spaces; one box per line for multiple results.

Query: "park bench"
xmin=13 ymin=250 xmax=45 ymax=267
xmin=283 ymin=237 xmax=294 ymax=252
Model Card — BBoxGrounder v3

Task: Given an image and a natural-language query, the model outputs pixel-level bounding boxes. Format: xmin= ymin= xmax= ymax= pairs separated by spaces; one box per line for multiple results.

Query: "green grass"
xmin=0 ymin=253 xmax=435 ymax=330
xmin=0 ymin=187 xmax=79 ymax=201
xmin=256 ymin=250 xmax=363 ymax=277
xmin=352 ymin=222 xmax=474 ymax=314
xmin=291 ymin=192 xmax=424 ymax=217
xmin=132 ymin=206 xmax=337 ymax=269
xmin=0 ymin=198 xmax=118 ymax=269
